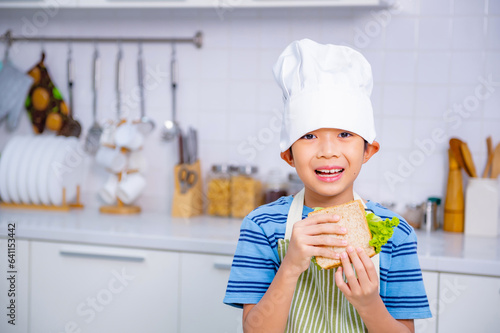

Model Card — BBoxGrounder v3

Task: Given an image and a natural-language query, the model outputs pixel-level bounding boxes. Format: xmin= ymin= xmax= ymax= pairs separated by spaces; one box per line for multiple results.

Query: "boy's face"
xmin=280 ymin=128 xmax=379 ymax=207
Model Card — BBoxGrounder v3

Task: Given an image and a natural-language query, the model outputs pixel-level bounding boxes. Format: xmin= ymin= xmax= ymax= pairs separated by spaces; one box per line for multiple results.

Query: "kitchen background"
xmin=0 ymin=0 xmax=499 ymax=218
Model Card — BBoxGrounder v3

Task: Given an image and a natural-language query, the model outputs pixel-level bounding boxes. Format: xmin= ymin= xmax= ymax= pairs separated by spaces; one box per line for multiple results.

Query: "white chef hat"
xmin=273 ymin=39 xmax=376 ymax=152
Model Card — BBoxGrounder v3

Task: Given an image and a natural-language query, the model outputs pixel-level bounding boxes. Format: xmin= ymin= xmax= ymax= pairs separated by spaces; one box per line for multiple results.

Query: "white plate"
xmin=27 ymin=136 xmax=51 ymax=205
xmin=63 ymin=137 xmax=83 ymax=204
xmin=48 ymin=137 xmax=81 ymax=205
xmin=16 ymin=136 xmax=38 ymax=204
xmin=37 ymin=137 xmax=61 ymax=206
xmin=6 ymin=136 xmax=30 ymax=204
xmin=0 ymin=136 xmax=22 ymax=203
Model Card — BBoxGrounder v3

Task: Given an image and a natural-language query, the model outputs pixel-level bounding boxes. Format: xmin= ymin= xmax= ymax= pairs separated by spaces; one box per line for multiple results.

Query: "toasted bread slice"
xmin=308 ymin=200 xmax=375 ymax=269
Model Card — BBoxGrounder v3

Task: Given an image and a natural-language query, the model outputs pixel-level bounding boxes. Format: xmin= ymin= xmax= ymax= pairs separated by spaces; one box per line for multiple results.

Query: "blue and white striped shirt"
xmin=223 ymin=195 xmax=432 ymax=320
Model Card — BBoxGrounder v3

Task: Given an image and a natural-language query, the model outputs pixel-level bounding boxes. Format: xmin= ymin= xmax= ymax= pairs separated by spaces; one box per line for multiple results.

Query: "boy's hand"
xmin=282 ymin=213 xmax=347 ymax=278
xmin=335 ymin=246 xmax=380 ymax=312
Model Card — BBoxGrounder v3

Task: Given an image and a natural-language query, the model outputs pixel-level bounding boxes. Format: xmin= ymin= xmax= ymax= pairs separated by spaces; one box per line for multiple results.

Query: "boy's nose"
xmin=316 ymin=137 xmax=340 ymax=159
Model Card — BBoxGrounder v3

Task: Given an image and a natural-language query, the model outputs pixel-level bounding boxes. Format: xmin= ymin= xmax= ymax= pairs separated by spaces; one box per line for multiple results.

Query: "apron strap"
xmin=284 ymin=188 xmax=380 ymax=282
xmin=285 ymin=188 xmax=305 ymax=240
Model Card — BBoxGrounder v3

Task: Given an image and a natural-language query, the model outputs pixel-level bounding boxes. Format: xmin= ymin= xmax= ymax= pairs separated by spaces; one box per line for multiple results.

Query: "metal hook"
xmin=40 ymin=39 xmax=46 ymax=54
xmin=171 ymin=42 xmax=176 ymax=57
xmin=67 ymin=40 xmax=72 ymax=57
xmin=3 ymin=30 xmax=12 ymax=62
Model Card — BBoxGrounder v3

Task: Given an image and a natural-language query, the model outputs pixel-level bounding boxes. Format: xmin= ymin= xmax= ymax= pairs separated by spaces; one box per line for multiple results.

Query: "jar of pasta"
xmin=230 ymin=165 xmax=263 ymax=218
xmin=206 ymin=164 xmax=231 ymax=216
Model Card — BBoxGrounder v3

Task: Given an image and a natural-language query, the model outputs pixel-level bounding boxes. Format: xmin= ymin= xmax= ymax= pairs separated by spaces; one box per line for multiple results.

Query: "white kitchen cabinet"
xmin=179 ymin=253 xmax=241 ymax=333
xmin=0 ymin=237 xmax=29 ymax=333
xmin=29 ymin=241 xmax=180 ymax=333
xmin=415 ymin=271 xmax=438 ymax=333
xmin=437 ymin=273 xmax=500 ymax=332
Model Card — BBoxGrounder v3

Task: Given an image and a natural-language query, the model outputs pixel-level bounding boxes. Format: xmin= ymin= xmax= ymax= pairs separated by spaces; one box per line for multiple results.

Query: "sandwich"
xmin=308 ymin=200 xmax=399 ymax=270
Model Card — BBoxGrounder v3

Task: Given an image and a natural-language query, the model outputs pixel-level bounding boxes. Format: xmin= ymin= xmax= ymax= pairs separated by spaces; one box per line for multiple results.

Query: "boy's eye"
xmin=339 ymin=132 xmax=352 ymax=138
xmin=301 ymin=134 xmax=316 ymax=140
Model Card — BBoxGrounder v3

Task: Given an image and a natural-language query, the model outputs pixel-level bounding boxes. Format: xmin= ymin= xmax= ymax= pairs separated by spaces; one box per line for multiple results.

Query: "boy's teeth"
xmin=317 ymin=169 xmax=342 ymax=174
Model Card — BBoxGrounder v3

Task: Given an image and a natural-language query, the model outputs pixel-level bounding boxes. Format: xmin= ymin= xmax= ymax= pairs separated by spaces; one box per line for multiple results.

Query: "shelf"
xmin=0 ymin=0 xmax=383 ymax=9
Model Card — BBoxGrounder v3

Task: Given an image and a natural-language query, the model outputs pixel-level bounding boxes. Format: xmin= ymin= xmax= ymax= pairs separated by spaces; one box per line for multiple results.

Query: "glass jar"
xmin=206 ymin=164 xmax=231 ymax=217
xmin=230 ymin=165 xmax=262 ymax=218
xmin=264 ymin=169 xmax=288 ymax=204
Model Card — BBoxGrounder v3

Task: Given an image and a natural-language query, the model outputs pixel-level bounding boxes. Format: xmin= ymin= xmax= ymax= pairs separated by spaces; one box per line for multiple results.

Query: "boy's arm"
xmin=335 ymin=246 xmax=414 ymax=333
xmin=242 ymin=213 xmax=346 ymax=332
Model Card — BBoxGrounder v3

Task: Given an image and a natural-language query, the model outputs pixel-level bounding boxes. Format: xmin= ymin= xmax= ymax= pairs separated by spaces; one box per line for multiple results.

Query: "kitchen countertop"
xmin=0 ymin=209 xmax=499 ymax=277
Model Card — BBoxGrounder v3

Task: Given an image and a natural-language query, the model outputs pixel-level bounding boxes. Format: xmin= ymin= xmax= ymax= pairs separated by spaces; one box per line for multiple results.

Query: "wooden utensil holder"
xmin=443 ymin=149 xmax=465 ymax=232
xmin=172 ymin=160 xmax=203 ymax=218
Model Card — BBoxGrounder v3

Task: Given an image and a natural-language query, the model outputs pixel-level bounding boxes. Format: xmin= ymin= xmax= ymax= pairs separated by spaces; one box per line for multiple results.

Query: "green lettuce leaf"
xmin=366 ymin=212 xmax=399 ymax=253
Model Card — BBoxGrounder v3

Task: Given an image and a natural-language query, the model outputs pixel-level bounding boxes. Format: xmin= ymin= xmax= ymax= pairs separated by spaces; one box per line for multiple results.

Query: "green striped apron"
xmin=277 ymin=188 xmax=380 ymax=332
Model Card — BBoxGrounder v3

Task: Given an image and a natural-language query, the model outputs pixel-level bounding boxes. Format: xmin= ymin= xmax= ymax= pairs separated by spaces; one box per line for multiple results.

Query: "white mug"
xmin=99 ymin=123 xmax=116 ymax=147
xmin=95 ymin=146 xmax=126 ymax=173
xmin=98 ymin=173 xmax=118 ymax=205
xmin=115 ymin=122 xmax=144 ymax=151
xmin=117 ymin=172 xmax=146 ymax=205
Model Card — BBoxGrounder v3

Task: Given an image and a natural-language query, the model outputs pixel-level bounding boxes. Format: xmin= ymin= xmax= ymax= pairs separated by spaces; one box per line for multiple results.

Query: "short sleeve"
xmin=223 ymin=215 xmax=281 ymax=308
xmin=380 ymin=228 xmax=432 ymax=319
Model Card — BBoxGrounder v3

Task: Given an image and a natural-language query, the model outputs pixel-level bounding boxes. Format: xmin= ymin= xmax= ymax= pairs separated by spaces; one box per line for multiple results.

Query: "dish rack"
xmin=0 ymin=186 xmax=84 ymax=212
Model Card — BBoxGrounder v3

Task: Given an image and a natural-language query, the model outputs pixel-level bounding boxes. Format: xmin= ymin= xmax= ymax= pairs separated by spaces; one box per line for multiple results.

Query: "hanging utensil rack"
xmin=1 ymin=29 xmax=203 ymax=48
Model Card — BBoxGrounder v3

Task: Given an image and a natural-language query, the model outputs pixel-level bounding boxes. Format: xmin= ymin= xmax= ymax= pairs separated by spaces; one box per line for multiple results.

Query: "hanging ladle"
xmin=162 ymin=43 xmax=180 ymax=141
xmin=84 ymin=44 xmax=103 ymax=154
xmin=136 ymin=43 xmax=155 ymax=136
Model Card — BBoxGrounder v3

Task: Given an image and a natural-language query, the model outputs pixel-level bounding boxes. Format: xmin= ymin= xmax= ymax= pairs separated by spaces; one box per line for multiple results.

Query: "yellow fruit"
xmin=60 ymin=101 xmax=69 ymax=116
xmin=28 ymin=67 xmax=41 ymax=85
xmin=32 ymin=87 xmax=50 ymax=111
xmin=46 ymin=113 xmax=63 ymax=131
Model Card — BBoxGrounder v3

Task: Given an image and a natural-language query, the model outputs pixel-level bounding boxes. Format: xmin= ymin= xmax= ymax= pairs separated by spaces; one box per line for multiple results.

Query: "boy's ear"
xmin=363 ymin=141 xmax=380 ymax=164
xmin=280 ymin=149 xmax=295 ymax=167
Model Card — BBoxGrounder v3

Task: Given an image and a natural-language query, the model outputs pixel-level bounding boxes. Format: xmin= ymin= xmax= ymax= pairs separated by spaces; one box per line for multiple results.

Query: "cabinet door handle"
xmin=60 ymin=249 xmax=145 ymax=262
xmin=213 ymin=261 xmax=232 ymax=270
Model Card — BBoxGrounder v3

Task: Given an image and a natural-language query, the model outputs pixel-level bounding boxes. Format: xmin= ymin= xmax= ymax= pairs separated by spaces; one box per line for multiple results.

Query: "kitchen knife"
xmin=192 ymin=128 xmax=198 ymax=162
xmin=178 ymin=130 xmax=184 ymax=165
xmin=183 ymin=132 xmax=189 ymax=165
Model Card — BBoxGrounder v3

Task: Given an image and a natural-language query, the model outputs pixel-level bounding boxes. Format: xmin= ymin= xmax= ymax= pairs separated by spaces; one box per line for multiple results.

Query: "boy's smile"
xmin=314 ymin=165 xmax=345 ymax=182
xmin=281 ymin=128 xmax=379 ymax=208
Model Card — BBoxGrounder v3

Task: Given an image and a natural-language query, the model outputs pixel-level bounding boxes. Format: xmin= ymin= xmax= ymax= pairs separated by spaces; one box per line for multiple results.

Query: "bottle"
xmin=424 ymin=197 xmax=441 ymax=232
xmin=230 ymin=165 xmax=262 ymax=218
xmin=287 ymin=172 xmax=304 ymax=196
xmin=264 ymin=169 xmax=288 ymax=204
xmin=206 ymin=164 xmax=231 ymax=217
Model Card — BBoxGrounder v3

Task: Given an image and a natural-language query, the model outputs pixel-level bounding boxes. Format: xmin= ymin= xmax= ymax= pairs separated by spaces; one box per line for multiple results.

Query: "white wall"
xmin=0 ymin=0 xmax=499 ymax=214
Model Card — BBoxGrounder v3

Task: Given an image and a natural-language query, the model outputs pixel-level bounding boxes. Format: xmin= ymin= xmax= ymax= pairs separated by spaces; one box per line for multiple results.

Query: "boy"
xmin=224 ymin=39 xmax=431 ymax=332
